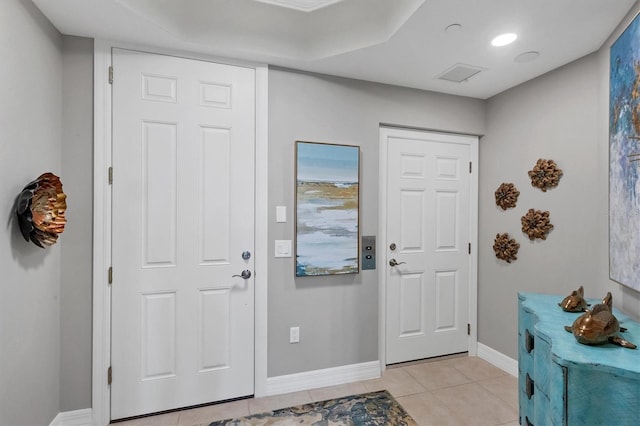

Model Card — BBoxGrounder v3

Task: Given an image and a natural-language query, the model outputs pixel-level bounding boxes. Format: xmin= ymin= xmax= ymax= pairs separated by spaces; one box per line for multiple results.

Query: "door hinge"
xmin=468 ymin=243 xmax=471 ymax=254
xmin=108 ymin=167 xmax=113 ymax=185
xmin=467 ymin=324 xmax=471 ymax=335
xmin=469 ymin=162 xmax=472 ymax=173
xmin=108 ymin=66 xmax=113 ymax=84
xmin=108 ymin=266 xmax=113 ymax=284
xmin=107 ymin=366 xmax=112 ymax=385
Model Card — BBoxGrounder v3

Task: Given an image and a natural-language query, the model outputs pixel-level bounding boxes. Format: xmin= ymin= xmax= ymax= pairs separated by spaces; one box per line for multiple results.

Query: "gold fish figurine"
xmin=558 ymin=285 xmax=590 ymax=312
xmin=564 ymin=292 xmax=636 ymax=349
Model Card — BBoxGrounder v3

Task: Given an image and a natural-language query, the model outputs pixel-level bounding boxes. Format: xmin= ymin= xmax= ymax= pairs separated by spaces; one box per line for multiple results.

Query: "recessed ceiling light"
xmin=491 ymin=33 xmax=517 ymax=47
xmin=445 ymin=23 xmax=463 ymax=33
xmin=515 ymin=51 xmax=540 ymax=63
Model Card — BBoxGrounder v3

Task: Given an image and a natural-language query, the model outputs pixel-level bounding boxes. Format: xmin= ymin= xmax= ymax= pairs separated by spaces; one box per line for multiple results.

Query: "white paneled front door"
xmin=382 ymin=127 xmax=476 ymax=365
xmin=111 ymin=49 xmax=255 ymax=419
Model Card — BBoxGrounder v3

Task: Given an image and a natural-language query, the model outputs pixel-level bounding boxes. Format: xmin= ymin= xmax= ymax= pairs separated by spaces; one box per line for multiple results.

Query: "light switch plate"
xmin=275 ymin=240 xmax=292 ymax=257
xmin=276 ymin=206 xmax=287 ymax=223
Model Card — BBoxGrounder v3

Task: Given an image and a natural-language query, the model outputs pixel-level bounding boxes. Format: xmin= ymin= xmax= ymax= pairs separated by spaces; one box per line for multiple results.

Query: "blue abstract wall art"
xmin=610 ymin=12 xmax=640 ymax=291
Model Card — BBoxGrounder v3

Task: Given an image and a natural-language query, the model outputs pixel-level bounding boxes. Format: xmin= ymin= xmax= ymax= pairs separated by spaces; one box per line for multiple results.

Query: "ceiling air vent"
xmin=436 ymin=64 xmax=485 ymax=83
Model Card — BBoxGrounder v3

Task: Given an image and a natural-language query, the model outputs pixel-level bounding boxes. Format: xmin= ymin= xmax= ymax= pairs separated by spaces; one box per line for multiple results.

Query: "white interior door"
xmin=111 ymin=49 xmax=255 ymax=419
xmin=383 ymin=128 xmax=475 ymax=365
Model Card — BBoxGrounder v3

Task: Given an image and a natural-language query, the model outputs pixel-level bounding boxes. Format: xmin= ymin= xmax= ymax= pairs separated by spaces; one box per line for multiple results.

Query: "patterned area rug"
xmin=209 ymin=390 xmax=416 ymax=426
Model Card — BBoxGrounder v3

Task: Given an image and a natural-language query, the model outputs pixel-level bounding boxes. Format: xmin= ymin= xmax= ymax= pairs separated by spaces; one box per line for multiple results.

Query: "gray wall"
xmin=479 ymin=1 xmax=640 ymax=360
xmin=0 ymin=0 xmax=62 ymax=424
xmin=267 ymin=68 xmax=486 ymax=376
xmin=60 ymin=35 xmax=93 ymax=412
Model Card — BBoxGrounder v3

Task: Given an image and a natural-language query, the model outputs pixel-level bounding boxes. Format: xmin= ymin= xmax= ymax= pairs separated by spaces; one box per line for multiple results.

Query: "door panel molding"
xmin=92 ymin=39 xmax=269 ymax=425
xmin=378 ymin=126 xmax=478 ymax=370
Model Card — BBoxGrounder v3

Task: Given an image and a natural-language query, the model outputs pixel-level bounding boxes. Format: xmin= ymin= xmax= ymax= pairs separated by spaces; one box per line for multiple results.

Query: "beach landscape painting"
xmin=610 ymin=12 xmax=640 ymax=292
xmin=295 ymin=141 xmax=360 ymax=277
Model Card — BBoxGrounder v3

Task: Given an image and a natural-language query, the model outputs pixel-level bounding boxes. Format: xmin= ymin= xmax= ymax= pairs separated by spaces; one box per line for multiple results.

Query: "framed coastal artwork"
xmin=609 ymin=12 xmax=640 ymax=292
xmin=295 ymin=141 xmax=360 ymax=277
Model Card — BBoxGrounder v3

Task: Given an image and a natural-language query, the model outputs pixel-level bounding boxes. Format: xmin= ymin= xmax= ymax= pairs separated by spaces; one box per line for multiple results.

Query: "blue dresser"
xmin=518 ymin=292 xmax=640 ymax=426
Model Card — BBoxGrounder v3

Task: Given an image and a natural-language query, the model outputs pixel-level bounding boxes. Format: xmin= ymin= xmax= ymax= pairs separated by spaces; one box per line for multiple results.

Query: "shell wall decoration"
xmin=494 ymin=183 xmax=520 ymax=210
xmin=528 ymin=158 xmax=563 ymax=191
xmin=16 ymin=172 xmax=67 ymax=248
xmin=493 ymin=233 xmax=520 ymax=263
xmin=521 ymin=209 xmax=553 ymax=240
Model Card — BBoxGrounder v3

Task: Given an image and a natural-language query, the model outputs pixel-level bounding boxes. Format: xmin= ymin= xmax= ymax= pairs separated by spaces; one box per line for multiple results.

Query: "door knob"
xmin=232 ymin=270 xmax=252 ymax=279
xmin=389 ymin=258 xmax=406 ymax=267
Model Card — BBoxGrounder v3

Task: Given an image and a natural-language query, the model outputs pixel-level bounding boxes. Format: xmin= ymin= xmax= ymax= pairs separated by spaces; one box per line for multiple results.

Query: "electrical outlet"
xmin=289 ymin=326 xmax=300 ymax=343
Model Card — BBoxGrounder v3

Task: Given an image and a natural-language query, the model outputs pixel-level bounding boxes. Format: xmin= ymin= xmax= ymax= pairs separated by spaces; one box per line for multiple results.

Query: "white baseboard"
xmin=264 ymin=361 xmax=380 ymax=396
xmin=477 ymin=343 xmax=518 ymax=377
xmin=49 ymin=408 xmax=93 ymax=426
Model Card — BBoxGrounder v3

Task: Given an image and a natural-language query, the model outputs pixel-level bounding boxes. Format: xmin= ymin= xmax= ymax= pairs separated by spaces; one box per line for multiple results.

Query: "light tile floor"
xmin=112 ymin=356 xmax=519 ymax=426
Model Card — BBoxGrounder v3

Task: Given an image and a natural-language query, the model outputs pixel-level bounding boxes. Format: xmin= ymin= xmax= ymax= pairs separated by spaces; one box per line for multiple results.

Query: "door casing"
xmin=92 ymin=39 xmax=269 ymax=425
xmin=377 ymin=125 xmax=479 ymax=369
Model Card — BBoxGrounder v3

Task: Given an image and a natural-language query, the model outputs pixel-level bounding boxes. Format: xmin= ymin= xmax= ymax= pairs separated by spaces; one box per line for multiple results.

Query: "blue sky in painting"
xmin=297 ymin=142 xmax=359 ymax=183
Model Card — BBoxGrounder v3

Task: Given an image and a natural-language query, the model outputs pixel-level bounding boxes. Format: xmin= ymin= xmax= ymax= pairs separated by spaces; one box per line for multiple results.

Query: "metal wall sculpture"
xmin=493 ymin=233 xmax=520 ymax=263
xmin=494 ymin=182 xmax=520 ymax=210
xmin=528 ymin=158 xmax=562 ymax=192
xmin=16 ymin=172 xmax=67 ymax=248
xmin=521 ymin=209 xmax=553 ymax=240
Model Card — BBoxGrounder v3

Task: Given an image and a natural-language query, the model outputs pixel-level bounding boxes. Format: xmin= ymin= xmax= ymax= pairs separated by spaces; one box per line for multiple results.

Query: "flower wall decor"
xmin=16 ymin=172 xmax=67 ymax=248
xmin=521 ymin=209 xmax=553 ymax=240
xmin=528 ymin=158 xmax=563 ymax=192
xmin=493 ymin=233 xmax=520 ymax=263
xmin=494 ymin=182 xmax=520 ymax=210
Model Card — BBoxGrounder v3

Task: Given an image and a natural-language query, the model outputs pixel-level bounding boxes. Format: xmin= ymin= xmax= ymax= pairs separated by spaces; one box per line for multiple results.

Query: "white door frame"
xmin=92 ymin=39 xmax=269 ymax=426
xmin=377 ymin=125 xmax=478 ymax=370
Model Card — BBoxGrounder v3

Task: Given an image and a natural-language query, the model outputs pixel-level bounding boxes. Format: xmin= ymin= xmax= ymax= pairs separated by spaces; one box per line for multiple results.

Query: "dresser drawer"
xmin=519 ymin=379 xmax=534 ymax=425
xmin=533 ymin=389 xmax=552 ymax=426
xmin=532 ymin=334 xmax=552 ymax=399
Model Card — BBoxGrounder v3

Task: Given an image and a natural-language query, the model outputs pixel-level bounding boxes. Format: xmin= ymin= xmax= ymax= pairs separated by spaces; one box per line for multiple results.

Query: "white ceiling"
xmin=33 ymin=0 xmax=636 ymax=99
